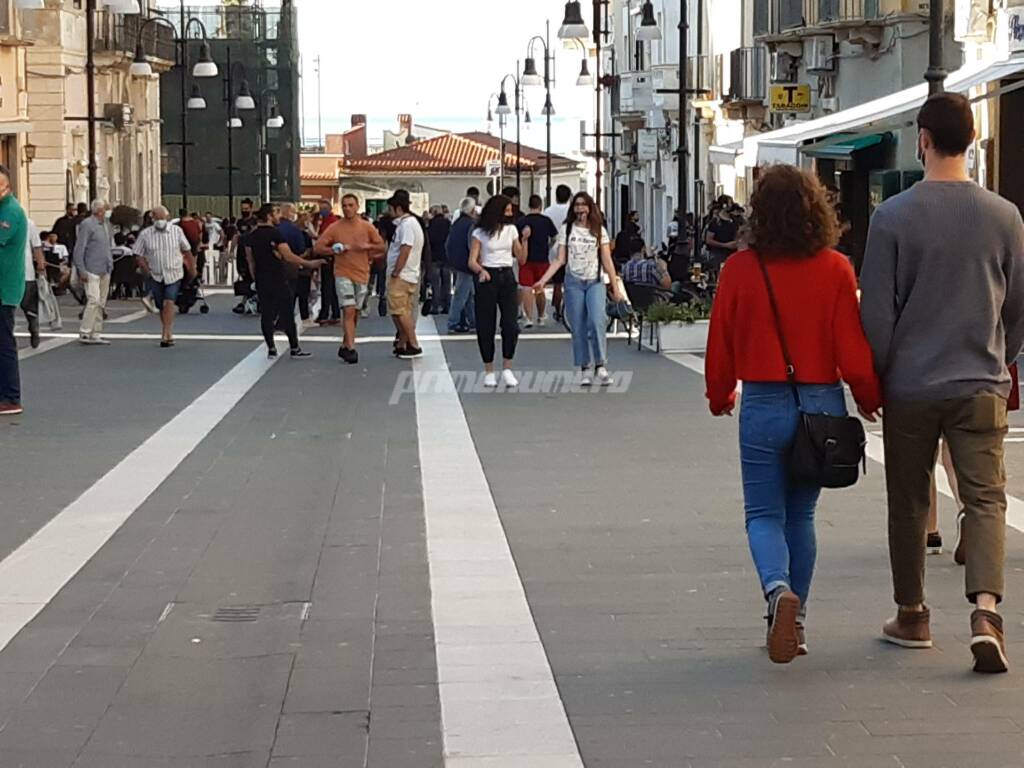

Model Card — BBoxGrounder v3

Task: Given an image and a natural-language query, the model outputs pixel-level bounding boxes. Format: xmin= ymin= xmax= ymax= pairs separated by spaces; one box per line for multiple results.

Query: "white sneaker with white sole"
xmin=501 ymin=369 xmax=519 ymax=388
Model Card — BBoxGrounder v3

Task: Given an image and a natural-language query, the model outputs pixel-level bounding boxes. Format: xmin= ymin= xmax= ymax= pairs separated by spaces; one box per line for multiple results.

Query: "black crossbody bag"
xmin=756 ymin=256 xmax=867 ymax=489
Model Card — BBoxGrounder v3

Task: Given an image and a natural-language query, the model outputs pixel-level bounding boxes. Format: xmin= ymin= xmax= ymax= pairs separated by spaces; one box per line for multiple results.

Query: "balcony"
xmin=613 ymin=70 xmax=658 ymax=122
xmin=157 ymin=4 xmax=295 ymax=42
xmin=94 ymin=12 xmax=177 ymax=63
xmin=728 ymin=46 xmax=767 ymax=104
xmin=754 ymin=0 xmax=824 ymax=38
xmin=819 ymin=0 xmax=927 ymax=24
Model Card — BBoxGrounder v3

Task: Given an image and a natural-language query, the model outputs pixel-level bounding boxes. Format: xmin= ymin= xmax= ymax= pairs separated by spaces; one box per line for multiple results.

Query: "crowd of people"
xmin=706 ymin=92 xmax=1024 ymax=674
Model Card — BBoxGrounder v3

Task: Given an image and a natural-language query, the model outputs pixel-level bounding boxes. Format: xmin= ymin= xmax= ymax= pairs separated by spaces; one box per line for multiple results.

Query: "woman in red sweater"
xmin=705 ymin=166 xmax=882 ymax=664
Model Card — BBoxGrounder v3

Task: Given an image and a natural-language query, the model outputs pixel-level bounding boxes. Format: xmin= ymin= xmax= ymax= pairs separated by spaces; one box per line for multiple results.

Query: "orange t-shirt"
xmin=319 ymin=218 xmax=385 ymax=284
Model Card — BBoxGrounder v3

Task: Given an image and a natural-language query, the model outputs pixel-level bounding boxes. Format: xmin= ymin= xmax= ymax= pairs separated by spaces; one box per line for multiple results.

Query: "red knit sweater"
xmin=704 ymin=248 xmax=882 ymax=416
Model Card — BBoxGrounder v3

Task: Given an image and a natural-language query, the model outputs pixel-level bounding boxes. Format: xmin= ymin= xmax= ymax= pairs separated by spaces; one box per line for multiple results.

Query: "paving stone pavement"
xmin=2 ymin=307 xmax=1024 ymax=766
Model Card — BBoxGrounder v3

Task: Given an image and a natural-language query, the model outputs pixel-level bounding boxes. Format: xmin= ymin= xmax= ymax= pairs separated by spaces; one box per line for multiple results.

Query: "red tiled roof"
xmin=342 ymin=134 xmax=531 ymax=174
xmin=459 ymin=132 xmax=578 ymax=168
xmin=341 ymin=133 xmax=577 ymax=175
xmin=301 ymin=171 xmax=338 ymax=181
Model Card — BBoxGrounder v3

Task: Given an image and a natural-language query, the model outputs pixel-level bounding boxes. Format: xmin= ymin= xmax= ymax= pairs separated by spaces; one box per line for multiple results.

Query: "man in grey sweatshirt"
xmin=73 ymin=200 xmax=114 ymax=344
xmin=861 ymin=92 xmax=1024 ymax=674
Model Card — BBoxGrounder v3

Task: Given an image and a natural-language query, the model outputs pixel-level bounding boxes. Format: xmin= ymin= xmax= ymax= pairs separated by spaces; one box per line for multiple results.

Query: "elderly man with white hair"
xmin=444 ymin=196 xmax=478 ymax=333
xmin=73 ymin=199 xmax=114 ymax=345
xmin=135 ymin=205 xmax=194 ymax=348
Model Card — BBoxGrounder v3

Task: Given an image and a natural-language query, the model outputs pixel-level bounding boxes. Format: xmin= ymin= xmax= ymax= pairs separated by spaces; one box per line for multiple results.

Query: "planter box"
xmin=645 ymin=320 xmax=710 ymax=353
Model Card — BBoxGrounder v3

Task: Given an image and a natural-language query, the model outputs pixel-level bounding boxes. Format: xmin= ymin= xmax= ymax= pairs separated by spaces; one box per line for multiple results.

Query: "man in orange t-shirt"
xmin=314 ymin=193 xmax=386 ymax=364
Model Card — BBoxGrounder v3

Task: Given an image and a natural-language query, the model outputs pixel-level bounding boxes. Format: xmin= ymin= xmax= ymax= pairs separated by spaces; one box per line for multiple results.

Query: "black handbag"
xmin=756 ymin=256 xmax=867 ymax=489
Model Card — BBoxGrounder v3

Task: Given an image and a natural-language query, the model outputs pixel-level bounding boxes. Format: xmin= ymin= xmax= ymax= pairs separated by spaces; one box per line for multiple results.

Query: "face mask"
xmin=105 ymin=211 xmax=112 ymax=221
xmin=154 ymin=219 xmax=168 ymax=231
xmin=503 ymin=215 xmax=515 ymax=224
xmin=916 ymin=135 xmax=925 ymax=167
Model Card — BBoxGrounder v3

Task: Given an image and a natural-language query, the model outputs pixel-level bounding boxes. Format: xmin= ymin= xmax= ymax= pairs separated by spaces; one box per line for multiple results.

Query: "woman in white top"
xmin=534 ymin=192 xmax=622 ymax=386
xmin=468 ymin=194 xmax=527 ymax=388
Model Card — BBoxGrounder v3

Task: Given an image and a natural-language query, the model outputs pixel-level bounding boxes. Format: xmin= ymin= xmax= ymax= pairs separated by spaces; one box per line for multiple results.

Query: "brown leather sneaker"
xmin=766 ymin=590 xmax=800 ymax=664
xmin=970 ymin=609 xmax=1009 ymax=674
xmin=882 ymin=606 xmax=933 ymax=648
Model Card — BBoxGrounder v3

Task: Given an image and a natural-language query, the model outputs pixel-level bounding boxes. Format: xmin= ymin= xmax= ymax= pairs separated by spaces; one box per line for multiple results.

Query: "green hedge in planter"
xmin=645 ymin=300 xmax=711 ymax=325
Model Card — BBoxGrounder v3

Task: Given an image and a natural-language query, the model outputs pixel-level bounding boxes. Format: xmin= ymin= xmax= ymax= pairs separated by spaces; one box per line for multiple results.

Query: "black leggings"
xmin=258 ymin=282 xmax=298 ymax=351
xmin=294 ymin=274 xmax=311 ymax=320
xmin=474 ymin=267 xmax=519 ymax=364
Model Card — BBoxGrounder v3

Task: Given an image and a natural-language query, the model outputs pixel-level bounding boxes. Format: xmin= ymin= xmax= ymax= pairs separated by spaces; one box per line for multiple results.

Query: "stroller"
xmin=176 ymin=274 xmax=210 ymax=314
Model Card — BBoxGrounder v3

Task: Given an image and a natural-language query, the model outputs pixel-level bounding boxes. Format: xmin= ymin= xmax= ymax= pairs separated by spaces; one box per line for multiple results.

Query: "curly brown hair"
xmin=748 ymin=165 xmax=839 ymax=259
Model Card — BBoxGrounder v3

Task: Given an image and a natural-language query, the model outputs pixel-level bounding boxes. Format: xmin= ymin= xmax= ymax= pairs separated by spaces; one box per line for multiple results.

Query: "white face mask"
xmin=154 ymin=219 xmax=168 ymax=231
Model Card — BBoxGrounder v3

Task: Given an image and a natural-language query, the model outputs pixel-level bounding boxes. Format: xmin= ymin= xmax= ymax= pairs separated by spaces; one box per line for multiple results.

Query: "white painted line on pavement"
xmin=0 ymin=343 xmax=275 ymax=653
xmin=666 ymin=353 xmax=1024 ymax=534
xmin=17 ymin=307 xmax=149 ymax=360
xmin=413 ymin=316 xmax=584 ymax=767
xmin=16 ymin=331 xmax=621 ymax=344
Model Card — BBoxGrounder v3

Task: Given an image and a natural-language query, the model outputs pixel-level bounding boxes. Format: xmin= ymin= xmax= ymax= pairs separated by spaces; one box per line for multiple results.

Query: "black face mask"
xmin=503 ymin=215 xmax=515 ymax=224
xmin=241 ymin=210 xmax=251 ymax=218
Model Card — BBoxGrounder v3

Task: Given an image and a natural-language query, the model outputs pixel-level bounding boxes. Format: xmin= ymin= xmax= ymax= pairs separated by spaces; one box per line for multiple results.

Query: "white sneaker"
xmin=579 ymin=369 xmax=593 ymax=387
xmin=360 ymin=307 xmax=370 ymax=319
xmin=141 ymin=295 xmax=157 ymax=314
xmin=483 ymin=372 xmax=498 ymax=388
xmin=501 ymin=369 xmax=519 ymax=388
xmin=523 ymin=318 xmax=534 ymax=329
xmin=301 ymin=318 xmax=317 ymax=329
xmin=596 ymin=365 xmax=612 ymax=386
xmin=537 ymin=315 xmax=546 ymax=327
xmin=92 ymin=336 xmax=111 ymax=345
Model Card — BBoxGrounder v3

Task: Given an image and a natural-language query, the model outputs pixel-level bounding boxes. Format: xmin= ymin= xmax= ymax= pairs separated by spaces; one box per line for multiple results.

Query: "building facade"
xmin=21 ymin=0 xmax=173 ymax=226
xmin=158 ymin=0 xmax=300 ymax=216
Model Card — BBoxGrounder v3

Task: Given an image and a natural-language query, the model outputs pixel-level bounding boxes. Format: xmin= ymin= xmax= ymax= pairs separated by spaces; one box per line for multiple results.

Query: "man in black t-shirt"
xmin=519 ymin=195 xmax=557 ymax=327
xmin=247 ymin=203 xmax=324 ymax=359
xmin=232 ymin=198 xmax=259 ymax=313
xmin=704 ymin=198 xmax=739 ymax=275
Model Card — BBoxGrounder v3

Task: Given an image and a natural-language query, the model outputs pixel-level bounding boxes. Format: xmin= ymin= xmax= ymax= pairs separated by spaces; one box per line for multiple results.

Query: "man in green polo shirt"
xmin=0 ymin=164 xmax=29 ymax=416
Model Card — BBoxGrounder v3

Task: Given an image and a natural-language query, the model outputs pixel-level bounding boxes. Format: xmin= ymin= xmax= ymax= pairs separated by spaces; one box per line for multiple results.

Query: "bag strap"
xmin=755 ymin=255 xmax=798 ymax=389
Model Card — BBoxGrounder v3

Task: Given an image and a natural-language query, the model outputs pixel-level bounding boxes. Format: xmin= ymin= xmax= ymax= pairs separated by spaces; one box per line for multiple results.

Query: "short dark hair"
xmin=256 ymin=203 xmax=276 ymax=222
xmin=467 ymin=186 xmax=480 ymax=198
xmin=555 ymin=184 xmax=572 ymax=204
xmin=240 ymin=198 xmax=253 ymax=210
xmin=749 ymin=165 xmax=838 ymax=260
xmin=387 ymin=189 xmax=411 ymax=213
xmin=77 ymin=202 xmax=88 ymax=214
xmin=917 ymin=92 xmax=974 ymax=158
xmin=528 ymin=194 xmax=543 ymax=210
xmin=501 ymin=186 xmax=520 ymax=200
xmin=341 ymin=193 xmax=359 ymax=204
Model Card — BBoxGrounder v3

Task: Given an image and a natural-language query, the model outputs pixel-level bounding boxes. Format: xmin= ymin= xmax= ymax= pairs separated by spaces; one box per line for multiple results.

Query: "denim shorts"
xmin=150 ymin=278 xmax=182 ymax=306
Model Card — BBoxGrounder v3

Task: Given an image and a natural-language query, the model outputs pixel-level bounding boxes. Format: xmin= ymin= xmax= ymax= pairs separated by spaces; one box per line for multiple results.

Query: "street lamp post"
xmin=129 ymin=9 xmax=218 ymax=211
xmin=255 ymin=88 xmax=285 ymax=203
xmin=925 ymin=0 xmax=946 ymax=94
xmin=524 ymin=23 xmax=556 ymax=206
xmin=558 ymin=1 xmax=613 ymax=213
xmin=497 ymin=69 xmax=523 ymax=195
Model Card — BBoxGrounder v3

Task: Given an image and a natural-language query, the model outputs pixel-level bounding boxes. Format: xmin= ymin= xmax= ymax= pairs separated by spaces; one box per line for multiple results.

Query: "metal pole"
xmin=499 ymin=114 xmax=505 ymax=192
xmin=675 ymin=0 xmax=690 ymax=261
xmin=544 ymin=20 xmax=552 ymax=207
xmin=593 ymin=0 xmax=603 ymax=213
xmin=925 ymin=0 xmax=946 ymax=94
xmin=315 ymin=55 xmax=323 ymax=148
xmin=227 ymin=46 xmax=234 ymax=215
xmin=179 ymin=0 xmax=188 ymax=210
xmin=86 ymin=0 xmax=97 ymax=201
xmin=515 ymin=65 xmax=521 ymax=195
xmin=693 ymin=0 xmax=703 ymax=218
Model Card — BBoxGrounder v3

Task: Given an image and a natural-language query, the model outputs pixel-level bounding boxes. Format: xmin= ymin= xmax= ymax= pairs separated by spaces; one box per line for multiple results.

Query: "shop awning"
xmin=800 ymin=132 xmax=890 ymax=159
xmin=737 ymin=54 xmax=1024 ymax=167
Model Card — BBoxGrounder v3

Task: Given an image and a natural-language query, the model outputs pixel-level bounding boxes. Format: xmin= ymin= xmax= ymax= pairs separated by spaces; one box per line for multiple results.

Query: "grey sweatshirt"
xmin=860 ymin=181 xmax=1024 ymax=402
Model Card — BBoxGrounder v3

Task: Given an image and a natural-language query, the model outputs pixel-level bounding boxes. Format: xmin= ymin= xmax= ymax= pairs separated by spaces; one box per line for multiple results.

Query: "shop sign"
xmin=1010 ymin=7 xmax=1024 ymax=53
xmin=769 ymin=84 xmax=812 ymax=113
xmin=637 ymin=129 xmax=659 ymax=161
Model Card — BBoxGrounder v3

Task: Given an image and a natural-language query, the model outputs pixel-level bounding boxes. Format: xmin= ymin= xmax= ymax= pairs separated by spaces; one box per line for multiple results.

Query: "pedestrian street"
xmin=4 ymin=293 xmax=1024 ymax=767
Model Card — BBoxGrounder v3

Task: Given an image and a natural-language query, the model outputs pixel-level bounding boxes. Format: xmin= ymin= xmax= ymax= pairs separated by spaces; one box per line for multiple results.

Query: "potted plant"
xmin=643 ymin=300 xmax=712 ymax=352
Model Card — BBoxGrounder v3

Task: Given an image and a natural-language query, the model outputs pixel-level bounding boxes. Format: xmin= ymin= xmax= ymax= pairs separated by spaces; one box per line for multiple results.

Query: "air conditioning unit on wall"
xmin=804 ymin=36 xmax=835 ymax=74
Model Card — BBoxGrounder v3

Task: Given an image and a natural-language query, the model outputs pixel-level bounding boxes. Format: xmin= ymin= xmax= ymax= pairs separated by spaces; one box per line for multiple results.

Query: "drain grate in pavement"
xmin=212 ymin=606 xmax=261 ymax=623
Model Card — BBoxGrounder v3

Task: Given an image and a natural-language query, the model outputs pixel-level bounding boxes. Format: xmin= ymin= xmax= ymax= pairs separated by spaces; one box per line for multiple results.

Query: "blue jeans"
xmin=739 ymin=382 xmax=847 ymax=609
xmin=0 ymin=305 xmax=19 ymax=404
xmin=448 ymin=270 xmax=476 ymax=331
xmin=564 ymin=273 xmax=607 ymax=368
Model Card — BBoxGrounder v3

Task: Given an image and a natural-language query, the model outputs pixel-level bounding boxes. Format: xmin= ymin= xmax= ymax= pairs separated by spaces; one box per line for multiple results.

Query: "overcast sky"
xmin=292 ymin=0 xmax=596 ymax=155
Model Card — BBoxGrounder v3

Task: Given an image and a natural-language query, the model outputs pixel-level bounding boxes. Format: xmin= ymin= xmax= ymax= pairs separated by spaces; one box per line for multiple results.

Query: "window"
xmin=264 ymin=47 xmax=277 ymax=67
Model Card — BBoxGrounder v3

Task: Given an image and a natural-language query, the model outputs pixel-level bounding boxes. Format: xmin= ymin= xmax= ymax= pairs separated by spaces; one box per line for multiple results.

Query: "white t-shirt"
xmin=558 ymin=224 xmax=611 ymax=281
xmin=387 ymin=214 xmax=423 ymax=284
xmin=205 ymin=220 xmax=224 ymax=246
xmin=24 ymin=221 xmax=41 ymax=274
xmin=543 ymin=203 xmax=570 ymax=261
xmin=472 ymin=225 xmax=518 ymax=268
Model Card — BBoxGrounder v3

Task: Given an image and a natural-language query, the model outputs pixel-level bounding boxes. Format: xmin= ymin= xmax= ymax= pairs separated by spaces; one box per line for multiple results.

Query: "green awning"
xmin=801 ymin=132 xmax=889 ymax=159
